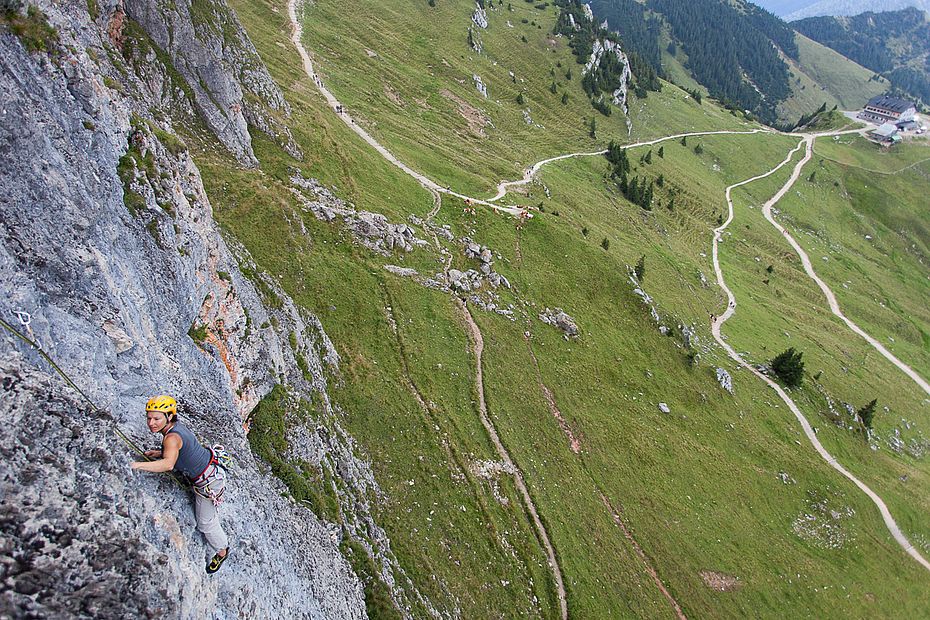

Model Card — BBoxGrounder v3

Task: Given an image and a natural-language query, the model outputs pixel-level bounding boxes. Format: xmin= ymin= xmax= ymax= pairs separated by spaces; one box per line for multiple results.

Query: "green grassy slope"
xmin=793 ymin=33 xmax=888 ymax=110
xmin=777 ymin=33 xmax=888 ymax=123
xmin=301 ymin=0 xmax=749 ymax=197
xmin=189 ymin=0 xmax=930 ymax=616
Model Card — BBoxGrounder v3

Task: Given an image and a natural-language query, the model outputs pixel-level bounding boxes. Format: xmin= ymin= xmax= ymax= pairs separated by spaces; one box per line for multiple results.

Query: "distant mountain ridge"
xmin=794 ymin=7 xmax=930 ymax=104
xmin=784 ymin=0 xmax=930 ymax=22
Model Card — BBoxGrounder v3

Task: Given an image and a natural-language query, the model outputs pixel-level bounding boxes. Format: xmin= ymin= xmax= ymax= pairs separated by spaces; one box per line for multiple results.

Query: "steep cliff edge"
xmin=0 ymin=0 xmax=392 ymax=616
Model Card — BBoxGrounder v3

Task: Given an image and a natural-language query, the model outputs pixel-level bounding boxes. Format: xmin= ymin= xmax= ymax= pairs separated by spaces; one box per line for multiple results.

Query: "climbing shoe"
xmin=206 ymin=548 xmax=230 ymax=574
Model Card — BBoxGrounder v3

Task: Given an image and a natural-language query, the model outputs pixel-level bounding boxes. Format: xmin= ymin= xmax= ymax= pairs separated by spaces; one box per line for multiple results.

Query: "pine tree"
xmin=770 ymin=347 xmax=805 ymax=388
xmin=561 ymin=93 xmax=569 ymax=105
xmin=858 ymin=399 xmax=878 ymax=430
xmin=657 ymin=146 xmax=664 ymax=158
xmin=642 ymin=182 xmax=654 ymax=210
xmin=644 ymin=150 xmax=652 ymax=164
xmin=634 ymin=255 xmax=646 ymax=281
xmin=601 ymin=237 xmax=610 ymax=250
xmin=680 ymin=136 xmax=687 ymax=146
xmin=516 ymin=92 xmax=525 ymax=105
xmin=550 ymin=81 xmax=558 ymax=94
xmin=694 ymin=143 xmax=704 ymax=155
xmin=589 ymin=117 xmax=597 ymax=138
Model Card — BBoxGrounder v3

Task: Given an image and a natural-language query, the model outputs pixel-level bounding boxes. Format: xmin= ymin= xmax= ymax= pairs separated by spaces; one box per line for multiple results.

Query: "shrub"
xmin=858 ymin=399 xmax=877 ymax=430
xmin=4 ymin=5 xmax=59 ymax=54
xmin=770 ymin=347 xmax=805 ymax=388
xmin=634 ymin=255 xmax=645 ymax=282
xmin=188 ymin=322 xmax=209 ymax=343
xmin=601 ymin=237 xmax=610 ymax=250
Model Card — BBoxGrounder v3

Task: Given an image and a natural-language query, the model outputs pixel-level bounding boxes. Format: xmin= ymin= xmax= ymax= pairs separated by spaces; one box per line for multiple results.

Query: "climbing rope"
xmin=0 ymin=310 xmax=182 ymax=481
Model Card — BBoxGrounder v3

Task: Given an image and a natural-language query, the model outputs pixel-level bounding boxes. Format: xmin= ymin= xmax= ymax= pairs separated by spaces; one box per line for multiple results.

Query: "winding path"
xmin=760 ymin=133 xmax=930 ymax=399
xmin=460 ymin=303 xmax=569 ymax=619
xmin=488 ymin=129 xmax=770 ymax=202
xmin=710 ymin=131 xmax=930 ymax=573
xmin=288 ymin=0 xmax=522 ymax=215
xmin=287 ymin=0 xmax=930 ymax=595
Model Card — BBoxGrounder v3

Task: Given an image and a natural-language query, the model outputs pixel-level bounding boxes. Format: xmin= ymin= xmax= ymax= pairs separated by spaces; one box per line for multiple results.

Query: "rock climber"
xmin=130 ymin=395 xmax=231 ymax=574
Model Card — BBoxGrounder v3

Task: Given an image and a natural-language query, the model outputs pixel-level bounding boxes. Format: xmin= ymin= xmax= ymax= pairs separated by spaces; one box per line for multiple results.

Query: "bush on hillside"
xmin=858 ymin=399 xmax=878 ymax=431
xmin=770 ymin=347 xmax=805 ymax=388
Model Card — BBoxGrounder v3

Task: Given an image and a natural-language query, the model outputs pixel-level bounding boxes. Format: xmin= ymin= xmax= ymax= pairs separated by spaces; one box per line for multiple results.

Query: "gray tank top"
xmin=166 ymin=422 xmax=212 ymax=480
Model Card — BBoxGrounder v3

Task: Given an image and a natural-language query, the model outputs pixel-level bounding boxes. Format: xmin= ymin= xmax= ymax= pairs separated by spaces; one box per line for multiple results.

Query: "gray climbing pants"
xmin=193 ymin=474 xmax=228 ymax=553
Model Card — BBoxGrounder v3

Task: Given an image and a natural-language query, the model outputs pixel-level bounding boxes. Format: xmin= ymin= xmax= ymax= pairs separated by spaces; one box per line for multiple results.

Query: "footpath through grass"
xmin=193 ymin=0 xmax=930 ymax=615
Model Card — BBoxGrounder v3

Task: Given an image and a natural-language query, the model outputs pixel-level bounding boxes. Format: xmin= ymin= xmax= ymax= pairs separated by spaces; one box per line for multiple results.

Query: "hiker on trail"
xmin=130 ymin=395 xmax=231 ymax=574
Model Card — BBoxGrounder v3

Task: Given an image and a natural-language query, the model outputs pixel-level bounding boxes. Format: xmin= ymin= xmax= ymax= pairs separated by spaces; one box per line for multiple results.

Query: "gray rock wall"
xmin=0 ymin=1 xmax=367 ymax=616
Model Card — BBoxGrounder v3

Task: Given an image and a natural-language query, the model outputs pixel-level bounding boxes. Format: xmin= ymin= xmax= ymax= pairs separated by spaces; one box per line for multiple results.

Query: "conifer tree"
xmin=858 ymin=399 xmax=878 ymax=430
xmin=771 ymin=347 xmax=805 ymax=388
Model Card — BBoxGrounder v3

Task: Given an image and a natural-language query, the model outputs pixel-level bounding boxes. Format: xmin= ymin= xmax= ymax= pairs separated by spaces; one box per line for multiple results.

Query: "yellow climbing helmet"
xmin=145 ymin=395 xmax=177 ymax=421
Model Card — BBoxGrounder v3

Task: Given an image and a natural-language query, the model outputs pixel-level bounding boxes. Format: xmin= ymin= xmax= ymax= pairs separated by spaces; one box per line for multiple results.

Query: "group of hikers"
xmin=131 ymin=395 xmax=231 ymax=574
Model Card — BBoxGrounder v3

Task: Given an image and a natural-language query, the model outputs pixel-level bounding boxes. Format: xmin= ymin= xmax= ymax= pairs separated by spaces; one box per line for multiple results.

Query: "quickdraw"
xmin=212 ymin=444 xmax=233 ymax=470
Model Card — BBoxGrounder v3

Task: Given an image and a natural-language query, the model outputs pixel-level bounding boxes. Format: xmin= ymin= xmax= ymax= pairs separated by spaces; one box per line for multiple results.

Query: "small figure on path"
xmin=131 ymin=395 xmax=231 ymax=574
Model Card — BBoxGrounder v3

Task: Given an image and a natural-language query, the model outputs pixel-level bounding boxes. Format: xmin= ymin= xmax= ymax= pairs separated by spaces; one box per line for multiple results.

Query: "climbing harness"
xmin=193 ymin=474 xmax=226 ymax=507
xmin=190 ymin=444 xmax=233 ymax=507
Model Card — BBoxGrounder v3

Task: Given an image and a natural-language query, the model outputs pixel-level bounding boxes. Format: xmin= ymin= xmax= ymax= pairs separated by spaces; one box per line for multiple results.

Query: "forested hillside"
xmin=793 ymin=7 xmax=930 ymax=104
xmin=590 ymin=0 xmax=805 ymax=123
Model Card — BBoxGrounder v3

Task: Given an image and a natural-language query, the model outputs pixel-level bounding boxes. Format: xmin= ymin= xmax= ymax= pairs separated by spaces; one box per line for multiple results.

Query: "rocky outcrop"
xmin=123 ymin=0 xmax=300 ymax=164
xmin=716 ymin=367 xmax=734 ymax=393
xmin=0 ymin=0 xmax=400 ymax=616
xmin=291 ymin=173 xmax=427 ymax=254
xmin=583 ymin=37 xmax=632 ymax=132
xmin=539 ymin=308 xmax=579 ymax=338
xmin=473 ymin=74 xmax=488 ymax=98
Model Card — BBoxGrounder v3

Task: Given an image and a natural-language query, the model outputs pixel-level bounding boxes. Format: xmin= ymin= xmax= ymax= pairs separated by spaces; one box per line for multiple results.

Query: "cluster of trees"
xmin=646 ymin=0 xmax=793 ymax=123
xmin=794 ymin=8 xmax=930 ymax=105
xmin=605 ymin=141 xmax=653 ymax=210
xmin=553 ymin=0 xmax=660 ymax=116
xmin=769 ymin=347 xmax=881 ymax=433
xmin=589 ymin=0 xmax=662 ymax=68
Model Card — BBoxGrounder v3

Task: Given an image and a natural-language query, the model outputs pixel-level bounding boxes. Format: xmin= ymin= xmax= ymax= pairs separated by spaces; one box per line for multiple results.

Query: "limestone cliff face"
xmin=0 ymin=0 xmax=374 ymax=616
